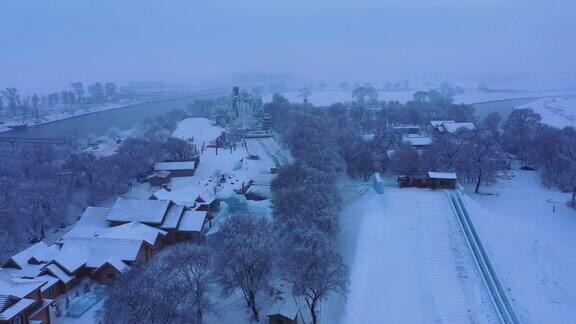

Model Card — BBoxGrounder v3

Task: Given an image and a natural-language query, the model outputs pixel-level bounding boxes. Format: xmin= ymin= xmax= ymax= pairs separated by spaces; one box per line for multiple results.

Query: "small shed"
xmin=154 ymin=160 xmax=198 ymax=178
xmin=267 ymin=298 xmax=299 ymax=324
xmin=147 ymin=170 xmax=171 ymax=187
xmin=427 ymin=172 xmax=457 ymax=189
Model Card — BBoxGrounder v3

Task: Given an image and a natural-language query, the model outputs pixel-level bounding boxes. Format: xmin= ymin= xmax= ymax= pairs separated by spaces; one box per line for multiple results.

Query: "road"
xmin=339 ymin=188 xmax=497 ymax=323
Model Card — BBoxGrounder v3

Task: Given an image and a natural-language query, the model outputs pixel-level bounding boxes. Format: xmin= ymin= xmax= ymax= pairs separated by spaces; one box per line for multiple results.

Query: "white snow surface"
xmin=516 ymin=95 xmax=576 ymax=128
xmin=339 ymin=188 xmax=496 ymax=323
xmin=464 ymin=168 xmax=576 ymax=323
xmin=172 ymin=118 xmax=223 ymax=148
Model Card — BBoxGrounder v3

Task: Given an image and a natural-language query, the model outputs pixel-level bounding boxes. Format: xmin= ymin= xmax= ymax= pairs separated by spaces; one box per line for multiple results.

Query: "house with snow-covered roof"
xmin=106 ymin=198 xmax=172 ymax=226
xmin=428 ymin=120 xmax=475 ymax=134
xmin=0 ymin=269 xmax=52 ymax=324
xmin=154 ymin=160 xmax=199 ymax=178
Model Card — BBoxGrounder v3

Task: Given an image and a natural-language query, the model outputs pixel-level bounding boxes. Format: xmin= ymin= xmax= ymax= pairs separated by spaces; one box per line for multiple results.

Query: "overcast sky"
xmin=1 ymin=0 xmax=575 ymax=92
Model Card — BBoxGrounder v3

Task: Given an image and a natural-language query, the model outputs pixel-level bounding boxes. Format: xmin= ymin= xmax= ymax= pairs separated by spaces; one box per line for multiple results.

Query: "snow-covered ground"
xmin=338 ymin=187 xmax=496 ymax=323
xmin=464 ymin=168 xmax=576 ymax=323
xmin=516 ymin=95 xmax=576 ymax=128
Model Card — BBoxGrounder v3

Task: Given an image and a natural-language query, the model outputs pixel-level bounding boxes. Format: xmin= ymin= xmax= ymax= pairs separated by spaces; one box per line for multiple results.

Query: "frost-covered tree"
xmin=352 ymin=86 xmax=378 ymax=105
xmin=88 ymin=82 xmax=105 ymax=102
xmin=482 ymin=111 xmax=502 ymax=131
xmin=213 ymin=213 xmax=275 ymax=321
xmin=502 ymin=108 xmax=542 ymax=165
xmin=424 ymin=133 xmax=464 ymax=170
xmin=105 ymin=82 xmax=118 ymax=101
xmin=461 ymin=129 xmax=504 ymax=193
xmin=162 ymin=137 xmax=197 ymax=161
xmin=389 ymin=143 xmax=421 ymax=177
xmin=103 ymin=244 xmax=216 ymax=324
xmin=278 ymin=229 xmax=349 ymax=324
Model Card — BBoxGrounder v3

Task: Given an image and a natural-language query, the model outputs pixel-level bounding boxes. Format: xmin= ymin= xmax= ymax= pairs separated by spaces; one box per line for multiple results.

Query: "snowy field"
xmin=337 ymin=187 xmax=496 ymax=323
xmin=516 ymin=95 xmax=576 ymax=128
xmin=464 ymin=168 xmax=576 ymax=323
xmin=451 ymin=88 xmax=575 ymax=105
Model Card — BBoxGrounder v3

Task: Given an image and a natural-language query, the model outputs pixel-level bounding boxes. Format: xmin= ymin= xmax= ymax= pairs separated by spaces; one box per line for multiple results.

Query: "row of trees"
xmin=266 ymin=94 xmax=350 ymax=324
xmin=0 ymin=82 xmax=118 ymax=120
xmin=501 ymin=108 xmax=576 ymax=206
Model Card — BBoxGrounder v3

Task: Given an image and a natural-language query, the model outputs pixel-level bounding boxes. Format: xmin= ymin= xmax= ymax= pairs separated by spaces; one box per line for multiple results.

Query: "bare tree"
xmin=2 ymin=87 xmax=19 ymax=116
xmin=298 ymin=87 xmax=313 ymax=103
xmin=71 ymin=82 xmax=85 ymax=104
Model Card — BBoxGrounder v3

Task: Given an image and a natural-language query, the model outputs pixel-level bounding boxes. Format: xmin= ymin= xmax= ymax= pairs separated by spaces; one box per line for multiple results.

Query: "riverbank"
xmin=0 ymin=88 xmax=227 ymax=138
xmin=0 ymin=87 xmax=228 ymax=135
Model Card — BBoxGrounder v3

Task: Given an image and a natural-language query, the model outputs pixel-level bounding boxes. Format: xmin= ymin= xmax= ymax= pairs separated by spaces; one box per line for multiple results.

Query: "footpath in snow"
xmin=340 ymin=188 xmax=496 ymax=323
xmin=464 ymin=169 xmax=576 ymax=323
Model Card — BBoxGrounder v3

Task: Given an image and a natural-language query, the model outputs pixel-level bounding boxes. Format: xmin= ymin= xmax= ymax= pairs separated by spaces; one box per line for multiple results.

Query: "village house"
xmin=393 ymin=125 xmax=421 ymax=136
xmin=0 ymin=269 xmax=52 ymax=324
xmin=429 ymin=120 xmax=476 ymax=134
xmin=402 ymin=135 xmax=433 ymax=148
xmin=427 ymin=171 xmax=458 ymax=189
xmin=154 ymin=159 xmax=199 ymax=178
xmin=267 ymin=298 xmax=300 ymax=324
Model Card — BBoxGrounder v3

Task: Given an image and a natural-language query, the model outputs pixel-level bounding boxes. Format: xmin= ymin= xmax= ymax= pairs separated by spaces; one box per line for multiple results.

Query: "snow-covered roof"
xmin=441 ymin=122 xmax=475 ymax=133
xmin=0 ymin=269 xmax=46 ymax=299
xmin=177 ymin=211 xmax=207 ymax=232
xmin=430 ymin=120 xmax=455 ymax=127
xmin=107 ymin=198 xmax=171 ymax=224
xmin=403 ymin=136 xmax=433 ymax=147
xmin=154 ymin=161 xmax=196 ymax=171
xmin=101 ymin=221 xmax=166 ymax=245
xmin=149 ymin=170 xmax=171 ymax=178
xmin=153 ymin=187 xmax=202 ymax=207
xmin=77 ymin=206 xmax=111 ymax=227
xmin=94 ymin=258 xmax=131 ymax=274
xmin=160 ymin=205 xmax=185 ymax=229
xmin=0 ymin=297 xmax=35 ymax=321
xmin=28 ymin=245 xmax=60 ymax=264
xmin=36 ymin=275 xmax=61 ymax=292
xmin=60 ymin=237 xmax=144 ymax=268
xmin=0 ymin=295 xmax=8 ymax=312
xmin=42 ymin=264 xmax=74 ymax=284
xmin=267 ymin=298 xmax=299 ymax=319
xmin=428 ymin=172 xmax=457 ymax=180
xmin=4 ymin=242 xmax=50 ymax=269
xmin=53 ymin=246 xmax=86 ymax=273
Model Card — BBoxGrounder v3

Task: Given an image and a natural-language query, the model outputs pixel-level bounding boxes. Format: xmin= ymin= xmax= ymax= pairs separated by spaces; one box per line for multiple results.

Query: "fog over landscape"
xmin=1 ymin=1 xmax=576 ymax=324
xmin=1 ymin=0 xmax=575 ymax=91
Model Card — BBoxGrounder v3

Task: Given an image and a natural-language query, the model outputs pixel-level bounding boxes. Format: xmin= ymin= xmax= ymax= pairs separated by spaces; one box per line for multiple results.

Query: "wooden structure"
xmin=428 ymin=172 xmax=457 ymax=189
xmin=154 ymin=159 xmax=199 ymax=178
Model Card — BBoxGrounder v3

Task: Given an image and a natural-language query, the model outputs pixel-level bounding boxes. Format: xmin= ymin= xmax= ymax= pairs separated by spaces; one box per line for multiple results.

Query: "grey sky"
xmin=1 ymin=0 xmax=574 ymax=92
